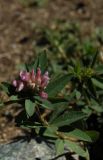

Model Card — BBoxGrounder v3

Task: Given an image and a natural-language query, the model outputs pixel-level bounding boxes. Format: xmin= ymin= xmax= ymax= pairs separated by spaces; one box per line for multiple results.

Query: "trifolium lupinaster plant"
xmin=0 ymin=51 xmax=101 ymax=160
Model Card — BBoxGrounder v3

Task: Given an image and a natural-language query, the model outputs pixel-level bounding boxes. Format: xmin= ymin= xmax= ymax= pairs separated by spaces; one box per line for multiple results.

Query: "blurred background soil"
xmin=0 ymin=0 xmax=103 ymax=143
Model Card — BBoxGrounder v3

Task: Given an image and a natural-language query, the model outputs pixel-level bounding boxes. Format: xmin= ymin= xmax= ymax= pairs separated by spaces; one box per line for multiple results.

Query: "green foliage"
xmin=26 ymin=50 xmax=48 ymax=73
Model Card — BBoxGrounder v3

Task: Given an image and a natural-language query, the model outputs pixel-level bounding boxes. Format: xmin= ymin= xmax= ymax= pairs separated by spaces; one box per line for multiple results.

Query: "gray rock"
xmin=0 ymin=137 xmax=79 ymax=160
xmin=0 ymin=138 xmax=66 ymax=160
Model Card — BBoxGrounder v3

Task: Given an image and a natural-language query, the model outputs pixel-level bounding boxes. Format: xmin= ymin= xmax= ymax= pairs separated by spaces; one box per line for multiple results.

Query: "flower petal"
xmin=20 ymin=71 xmax=30 ymax=81
xmin=35 ymin=68 xmax=42 ymax=85
xmin=41 ymin=71 xmax=50 ymax=88
xmin=12 ymin=80 xmax=17 ymax=87
xmin=17 ymin=81 xmax=24 ymax=91
xmin=39 ymin=91 xmax=48 ymax=99
xmin=30 ymin=69 xmax=35 ymax=82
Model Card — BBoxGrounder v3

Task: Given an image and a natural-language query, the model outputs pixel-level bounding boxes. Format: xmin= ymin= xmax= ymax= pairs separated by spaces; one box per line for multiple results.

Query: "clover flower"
xmin=12 ymin=68 xmax=50 ymax=99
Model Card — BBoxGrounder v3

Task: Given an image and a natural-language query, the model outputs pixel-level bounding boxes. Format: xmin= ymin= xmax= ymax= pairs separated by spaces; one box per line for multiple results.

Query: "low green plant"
xmin=34 ymin=21 xmax=99 ymax=75
xmin=0 ymin=51 xmax=101 ymax=160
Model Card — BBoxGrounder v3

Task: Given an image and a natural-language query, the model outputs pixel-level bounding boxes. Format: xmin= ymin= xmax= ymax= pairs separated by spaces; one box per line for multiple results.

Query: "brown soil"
xmin=0 ymin=0 xmax=103 ymax=143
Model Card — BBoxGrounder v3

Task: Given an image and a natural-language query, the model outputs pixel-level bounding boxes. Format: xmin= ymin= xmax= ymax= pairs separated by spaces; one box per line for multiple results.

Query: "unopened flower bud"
xmin=39 ymin=91 xmax=48 ymax=99
xmin=20 ymin=71 xmax=30 ymax=82
xmin=12 ymin=80 xmax=17 ymax=87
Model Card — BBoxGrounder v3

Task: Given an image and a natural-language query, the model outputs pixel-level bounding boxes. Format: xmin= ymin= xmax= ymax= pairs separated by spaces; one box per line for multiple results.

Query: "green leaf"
xmin=34 ymin=96 xmax=54 ymax=110
xmin=86 ymin=79 xmax=97 ymax=98
xmin=25 ymin=99 xmax=36 ymax=117
xmin=92 ymin=78 xmax=103 ymax=89
xmin=85 ymin=130 xmax=100 ymax=142
xmin=21 ymin=122 xmax=43 ymax=129
xmin=91 ymin=49 xmax=98 ymax=68
xmin=35 ymin=96 xmax=68 ymax=110
xmin=51 ymin=111 xmax=86 ymax=127
xmin=83 ymin=39 xmax=96 ymax=56
xmin=10 ymin=95 xmax=18 ymax=101
xmin=82 ymin=106 xmax=92 ymax=115
xmin=64 ymin=90 xmax=76 ymax=101
xmin=65 ymin=129 xmax=92 ymax=142
xmin=0 ymin=82 xmax=11 ymax=94
xmin=75 ymin=90 xmax=81 ymax=100
xmin=38 ymin=51 xmax=48 ymax=73
xmin=89 ymin=99 xmax=103 ymax=113
xmin=50 ymin=60 xmax=63 ymax=73
xmin=49 ymin=102 xmax=69 ymax=123
xmin=26 ymin=57 xmax=39 ymax=72
xmin=27 ymin=51 xmax=48 ymax=73
xmin=33 ymin=57 xmax=39 ymax=73
xmin=65 ymin=140 xmax=88 ymax=158
xmin=95 ymin=65 xmax=103 ymax=75
xmin=40 ymin=100 xmax=54 ymax=110
xmin=55 ymin=139 xmax=64 ymax=155
xmin=43 ymin=126 xmax=58 ymax=138
xmin=46 ymin=74 xmax=71 ymax=97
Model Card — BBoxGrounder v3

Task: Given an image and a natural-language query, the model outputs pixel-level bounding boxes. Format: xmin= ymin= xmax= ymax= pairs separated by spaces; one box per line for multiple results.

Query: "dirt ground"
xmin=0 ymin=0 xmax=103 ymax=143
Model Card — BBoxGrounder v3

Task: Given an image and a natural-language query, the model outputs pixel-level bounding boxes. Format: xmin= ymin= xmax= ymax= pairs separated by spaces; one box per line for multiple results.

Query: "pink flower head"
xmin=12 ymin=68 xmax=50 ymax=99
